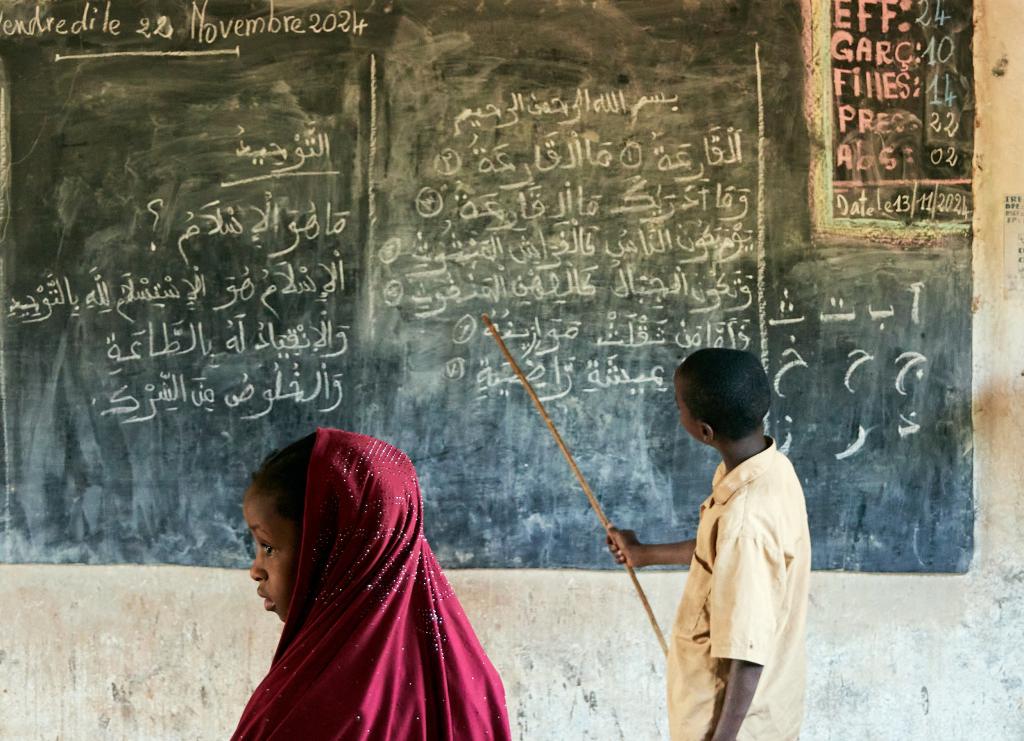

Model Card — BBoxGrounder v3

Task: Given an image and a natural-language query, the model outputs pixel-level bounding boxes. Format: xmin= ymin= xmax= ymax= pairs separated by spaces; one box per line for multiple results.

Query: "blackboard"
xmin=0 ymin=0 xmax=973 ymax=571
xmin=828 ymin=0 xmax=974 ymax=224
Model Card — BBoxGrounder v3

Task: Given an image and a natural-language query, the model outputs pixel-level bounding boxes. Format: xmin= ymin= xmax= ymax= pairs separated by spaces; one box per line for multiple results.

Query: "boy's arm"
xmin=606 ymin=527 xmax=695 ymax=567
xmin=708 ymin=532 xmax=784 ymax=740
xmin=710 ymin=659 xmax=764 ymax=741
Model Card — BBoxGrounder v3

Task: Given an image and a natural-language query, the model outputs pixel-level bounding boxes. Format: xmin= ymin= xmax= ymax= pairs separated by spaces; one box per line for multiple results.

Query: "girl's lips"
xmin=263 ymin=597 xmax=275 ymax=611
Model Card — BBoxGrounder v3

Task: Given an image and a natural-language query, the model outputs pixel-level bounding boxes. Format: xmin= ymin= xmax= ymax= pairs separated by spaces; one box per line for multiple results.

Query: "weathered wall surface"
xmin=2 ymin=2 xmax=1023 ymax=739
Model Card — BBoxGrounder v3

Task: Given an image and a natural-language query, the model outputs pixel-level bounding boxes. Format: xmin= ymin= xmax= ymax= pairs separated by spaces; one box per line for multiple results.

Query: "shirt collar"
xmin=710 ymin=437 xmax=777 ymax=506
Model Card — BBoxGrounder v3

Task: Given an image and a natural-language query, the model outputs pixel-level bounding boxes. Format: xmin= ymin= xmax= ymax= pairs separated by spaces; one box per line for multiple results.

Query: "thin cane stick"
xmin=481 ymin=314 xmax=669 ymax=657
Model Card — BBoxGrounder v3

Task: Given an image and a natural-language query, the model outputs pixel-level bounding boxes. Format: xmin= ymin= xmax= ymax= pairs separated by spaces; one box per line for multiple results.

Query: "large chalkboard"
xmin=0 ymin=0 xmax=972 ymax=571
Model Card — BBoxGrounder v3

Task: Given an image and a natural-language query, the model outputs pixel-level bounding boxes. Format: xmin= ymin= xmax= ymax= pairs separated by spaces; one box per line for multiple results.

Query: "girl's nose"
xmin=249 ymin=560 xmax=266 ymax=581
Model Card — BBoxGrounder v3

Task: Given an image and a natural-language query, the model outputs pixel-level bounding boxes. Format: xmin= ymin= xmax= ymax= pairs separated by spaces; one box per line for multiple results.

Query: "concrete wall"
xmin=3 ymin=3 xmax=1023 ymax=739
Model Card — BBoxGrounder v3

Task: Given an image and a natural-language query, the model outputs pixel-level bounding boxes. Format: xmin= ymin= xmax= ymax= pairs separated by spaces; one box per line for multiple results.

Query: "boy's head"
xmin=243 ymin=432 xmax=316 ymax=622
xmin=674 ymin=349 xmax=770 ymax=445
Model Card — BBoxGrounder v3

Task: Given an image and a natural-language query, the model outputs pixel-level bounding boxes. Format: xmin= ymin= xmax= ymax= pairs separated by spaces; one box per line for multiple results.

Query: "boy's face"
xmin=674 ymin=371 xmax=710 ymax=444
xmin=243 ymin=489 xmax=301 ymax=623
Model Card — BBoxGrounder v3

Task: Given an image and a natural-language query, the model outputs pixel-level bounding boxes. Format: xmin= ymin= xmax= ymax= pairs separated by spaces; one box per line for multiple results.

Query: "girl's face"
xmin=243 ymin=488 xmax=301 ymax=623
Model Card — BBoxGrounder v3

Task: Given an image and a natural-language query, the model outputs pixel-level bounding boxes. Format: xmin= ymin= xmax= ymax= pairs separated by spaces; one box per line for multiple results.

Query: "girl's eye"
xmin=259 ymin=543 xmax=273 ymax=556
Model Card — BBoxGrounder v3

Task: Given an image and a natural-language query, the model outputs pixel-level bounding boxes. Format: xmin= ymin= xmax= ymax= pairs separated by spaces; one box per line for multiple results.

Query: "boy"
xmin=607 ymin=349 xmax=810 ymax=741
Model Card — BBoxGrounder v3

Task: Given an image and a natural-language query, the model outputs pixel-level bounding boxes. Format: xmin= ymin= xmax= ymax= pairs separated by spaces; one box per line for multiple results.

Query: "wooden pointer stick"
xmin=481 ymin=314 xmax=669 ymax=657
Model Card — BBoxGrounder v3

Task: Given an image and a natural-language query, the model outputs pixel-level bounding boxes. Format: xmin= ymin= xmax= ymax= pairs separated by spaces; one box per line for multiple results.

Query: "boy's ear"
xmin=700 ymin=422 xmax=715 ymax=443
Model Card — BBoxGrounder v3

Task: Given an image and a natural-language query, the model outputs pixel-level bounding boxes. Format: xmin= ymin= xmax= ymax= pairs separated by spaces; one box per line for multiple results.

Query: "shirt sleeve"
xmin=709 ymin=534 xmax=785 ymax=666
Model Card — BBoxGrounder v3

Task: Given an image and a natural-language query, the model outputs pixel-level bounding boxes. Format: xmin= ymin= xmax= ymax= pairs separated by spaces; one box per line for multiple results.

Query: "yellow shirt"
xmin=667 ymin=439 xmax=810 ymax=741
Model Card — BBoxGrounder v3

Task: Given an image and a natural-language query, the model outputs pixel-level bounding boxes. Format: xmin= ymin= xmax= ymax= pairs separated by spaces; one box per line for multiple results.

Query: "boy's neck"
xmin=716 ymin=429 xmax=770 ymax=473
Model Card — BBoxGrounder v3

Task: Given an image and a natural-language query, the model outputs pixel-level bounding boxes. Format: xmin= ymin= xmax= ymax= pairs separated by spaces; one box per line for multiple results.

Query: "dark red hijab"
xmin=233 ymin=428 xmax=511 ymax=740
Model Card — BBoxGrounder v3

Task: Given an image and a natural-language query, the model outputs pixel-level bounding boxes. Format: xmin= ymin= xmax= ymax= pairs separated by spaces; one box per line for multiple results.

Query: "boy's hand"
xmin=606 ymin=527 xmax=645 ymax=568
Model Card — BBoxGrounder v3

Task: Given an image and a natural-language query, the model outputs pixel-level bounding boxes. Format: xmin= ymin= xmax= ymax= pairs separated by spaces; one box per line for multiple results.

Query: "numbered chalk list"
xmin=829 ymin=0 xmax=974 ymax=223
xmin=0 ymin=0 xmax=973 ymax=572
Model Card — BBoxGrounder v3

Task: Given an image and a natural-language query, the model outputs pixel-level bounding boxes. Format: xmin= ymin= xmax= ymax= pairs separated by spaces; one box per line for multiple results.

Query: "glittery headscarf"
xmin=232 ymin=428 xmax=511 ymax=740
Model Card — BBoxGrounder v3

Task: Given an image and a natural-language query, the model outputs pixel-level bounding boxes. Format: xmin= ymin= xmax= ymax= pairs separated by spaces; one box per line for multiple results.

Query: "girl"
xmin=234 ymin=428 xmax=511 ymax=740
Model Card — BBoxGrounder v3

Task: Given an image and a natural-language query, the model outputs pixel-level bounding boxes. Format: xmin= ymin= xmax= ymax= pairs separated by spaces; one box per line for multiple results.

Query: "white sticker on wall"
xmin=1005 ymin=195 xmax=1024 ymax=291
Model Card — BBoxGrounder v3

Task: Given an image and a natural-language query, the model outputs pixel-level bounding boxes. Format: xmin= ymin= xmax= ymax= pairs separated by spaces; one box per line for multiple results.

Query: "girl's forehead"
xmin=243 ymin=490 xmax=301 ymax=539
xmin=242 ymin=490 xmax=276 ymax=525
